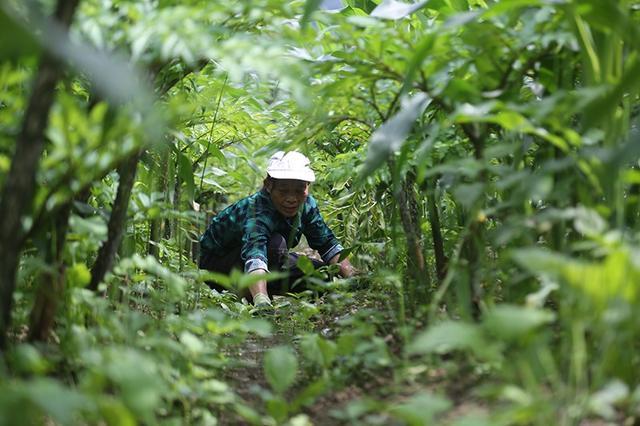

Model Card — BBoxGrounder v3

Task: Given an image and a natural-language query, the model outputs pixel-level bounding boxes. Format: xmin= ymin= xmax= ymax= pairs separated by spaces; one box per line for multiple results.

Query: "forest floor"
xmin=214 ymin=282 xmax=489 ymax=426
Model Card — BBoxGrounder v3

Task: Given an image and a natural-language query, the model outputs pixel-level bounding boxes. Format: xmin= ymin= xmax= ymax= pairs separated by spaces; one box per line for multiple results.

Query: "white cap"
xmin=266 ymin=151 xmax=316 ymax=182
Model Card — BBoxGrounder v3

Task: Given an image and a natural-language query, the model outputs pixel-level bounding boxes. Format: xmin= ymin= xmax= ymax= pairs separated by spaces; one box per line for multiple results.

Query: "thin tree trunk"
xmin=27 ymin=202 xmax=72 ymax=342
xmin=162 ymin=150 xmax=174 ymax=240
xmin=424 ymin=177 xmax=447 ymax=281
xmin=89 ymin=151 xmax=141 ymax=291
xmin=148 ymin=149 xmax=170 ymax=256
xmin=0 ymin=0 xmax=80 ymax=348
xmin=395 ymin=175 xmax=429 ymax=306
xmin=148 ymin=219 xmax=160 ymax=258
xmin=460 ymin=123 xmax=486 ymax=321
xmin=173 ymin=173 xmax=182 ymax=247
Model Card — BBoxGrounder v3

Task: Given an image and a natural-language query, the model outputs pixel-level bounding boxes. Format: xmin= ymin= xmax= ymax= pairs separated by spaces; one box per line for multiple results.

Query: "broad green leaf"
xmin=264 ymin=345 xmax=298 ymax=394
xmin=361 ymin=93 xmax=430 ymax=177
xmin=301 ymin=0 xmax=323 ymax=29
xmin=449 ymin=414 xmax=492 ymax=426
xmin=572 ymin=207 xmax=606 ymax=237
xmin=300 ymin=334 xmax=337 ymax=368
xmin=577 ymin=0 xmax=640 ymax=47
xmin=266 ymin=396 xmax=289 ymax=423
xmin=291 ymin=377 xmax=330 ymax=410
xmin=442 ymin=10 xmax=482 ymax=28
xmin=483 ymin=0 xmax=543 ymax=18
xmin=199 ymin=270 xmax=232 ymax=288
xmin=402 ymin=34 xmax=436 ymax=94
xmin=588 ymin=380 xmax=629 ymax=420
xmin=452 ymin=183 xmax=484 ymax=209
xmin=12 ymin=379 xmax=88 ymax=425
xmin=104 ymin=348 xmax=163 ymax=422
xmin=67 ymin=263 xmax=92 ymax=288
xmin=0 ymin=7 xmax=40 ymax=60
xmin=9 ymin=344 xmax=49 ymax=375
xmin=296 ymin=256 xmax=316 ymax=275
xmin=97 ymin=398 xmax=136 ymax=426
xmin=115 ymin=255 xmax=186 ymax=301
xmin=510 ymin=248 xmax=567 ymax=280
xmin=388 ymin=392 xmax=451 ymax=426
xmin=69 ymin=215 xmax=108 ymax=240
xmin=235 ymin=270 xmax=288 ymax=290
xmin=370 ymin=0 xmax=429 ymax=20
xmin=242 ymin=319 xmax=273 ymax=337
xmin=583 ymin=55 xmax=640 ymax=128
xmin=482 ymin=304 xmax=555 ymax=340
xmin=512 ymin=247 xmax=640 ymax=306
xmin=407 ymin=321 xmax=483 ymax=355
xmin=177 ymin=151 xmax=196 ymax=200
xmin=179 ymin=331 xmax=204 ymax=354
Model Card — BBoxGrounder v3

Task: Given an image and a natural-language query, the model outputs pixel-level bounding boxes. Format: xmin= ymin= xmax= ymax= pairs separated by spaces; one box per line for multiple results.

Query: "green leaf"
xmin=407 ymin=321 xmax=483 ymax=355
xmin=452 ymin=183 xmax=484 ymax=209
xmin=296 ymin=256 xmax=316 ymax=275
xmin=401 ymin=34 xmax=436 ymax=94
xmin=291 ymin=377 xmax=330 ymax=410
xmin=177 ymin=151 xmax=196 ymax=200
xmin=9 ymin=344 xmax=49 ymax=375
xmin=572 ymin=206 xmax=606 ymax=237
xmin=242 ymin=319 xmax=273 ymax=337
xmin=97 ymin=398 xmax=136 ymax=426
xmin=69 ymin=215 xmax=108 ymax=240
xmin=482 ymin=304 xmax=555 ymax=340
xmin=512 ymin=247 xmax=640 ymax=306
xmin=266 ymin=396 xmax=289 ymax=423
xmin=199 ymin=270 xmax=232 ymax=288
xmin=300 ymin=334 xmax=336 ymax=368
xmin=264 ymin=345 xmax=298 ymax=394
xmin=19 ymin=379 xmax=88 ymax=425
xmin=483 ymin=0 xmax=543 ymax=18
xmin=588 ymin=380 xmax=629 ymax=420
xmin=67 ymin=263 xmax=92 ymax=288
xmin=0 ymin=8 xmax=40 ymax=60
xmin=179 ymin=331 xmax=204 ymax=354
xmin=235 ymin=270 xmax=288 ymax=290
xmin=510 ymin=248 xmax=567 ymax=280
xmin=388 ymin=392 xmax=451 ymax=425
xmin=583 ymin=55 xmax=640 ymax=129
xmin=104 ymin=348 xmax=163 ymax=422
xmin=370 ymin=0 xmax=429 ymax=20
xmin=301 ymin=0 xmax=323 ymax=29
xmin=361 ymin=93 xmax=430 ymax=177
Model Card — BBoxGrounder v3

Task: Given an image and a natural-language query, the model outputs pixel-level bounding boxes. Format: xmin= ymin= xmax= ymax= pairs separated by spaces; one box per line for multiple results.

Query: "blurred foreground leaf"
xmin=264 ymin=345 xmax=298 ymax=394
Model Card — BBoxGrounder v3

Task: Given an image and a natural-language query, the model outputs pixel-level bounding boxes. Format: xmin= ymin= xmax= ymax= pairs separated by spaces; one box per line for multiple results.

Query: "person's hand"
xmin=338 ymin=259 xmax=360 ymax=278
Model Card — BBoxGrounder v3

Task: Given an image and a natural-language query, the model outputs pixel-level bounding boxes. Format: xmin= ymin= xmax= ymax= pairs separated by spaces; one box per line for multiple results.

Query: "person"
xmin=198 ymin=151 xmax=356 ymax=307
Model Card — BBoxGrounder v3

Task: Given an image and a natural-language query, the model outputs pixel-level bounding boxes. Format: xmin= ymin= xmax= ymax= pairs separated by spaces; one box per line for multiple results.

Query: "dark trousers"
xmin=199 ymin=233 xmax=325 ymax=295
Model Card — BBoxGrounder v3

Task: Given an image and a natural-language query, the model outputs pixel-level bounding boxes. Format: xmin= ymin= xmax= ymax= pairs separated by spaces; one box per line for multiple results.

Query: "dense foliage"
xmin=1 ymin=0 xmax=640 ymax=424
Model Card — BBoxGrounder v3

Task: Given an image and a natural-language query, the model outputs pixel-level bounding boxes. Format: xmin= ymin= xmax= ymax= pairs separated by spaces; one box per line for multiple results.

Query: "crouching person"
xmin=198 ymin=151 xmax=356 ymax=308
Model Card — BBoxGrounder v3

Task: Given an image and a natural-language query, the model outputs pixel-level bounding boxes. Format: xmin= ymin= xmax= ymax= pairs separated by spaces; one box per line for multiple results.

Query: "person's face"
xmin=267 ymin=179 xmax=309 ymax=217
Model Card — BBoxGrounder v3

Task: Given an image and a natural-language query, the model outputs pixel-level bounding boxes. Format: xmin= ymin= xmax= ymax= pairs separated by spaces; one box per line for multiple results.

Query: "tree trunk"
xmin=460 ymin=123 xmax=486 ymax=321
xmin=163 ymin=150 xmax=174 ymax=240
xmin=0 ymin=0 xmax=80 ymax=348
xmin=28 ymin=202 xmax=72 ymax=342
xmin=461 ymin=221 xmax=483 ymax=321
xmin=148 ymin=149 xmax=170 ymax=257
xmin=395 ymin=174 xmax=429 ymax=306
xmin=148 ymin=219 xmax=160 ymax=258
xmin=424 ymin=177 xmax=447 ymax=281
xmin=89 ymin=151 xmax=141 ymax=291
xmin=174 ymin=172 xmax=182 ymax=235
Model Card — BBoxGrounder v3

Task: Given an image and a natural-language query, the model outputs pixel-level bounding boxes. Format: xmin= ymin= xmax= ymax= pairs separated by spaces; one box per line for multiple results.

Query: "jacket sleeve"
xmin=302 ymin=195 xmax=343 ymax=263
xmin=241 ymin=196 xmax=273 ymax=273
